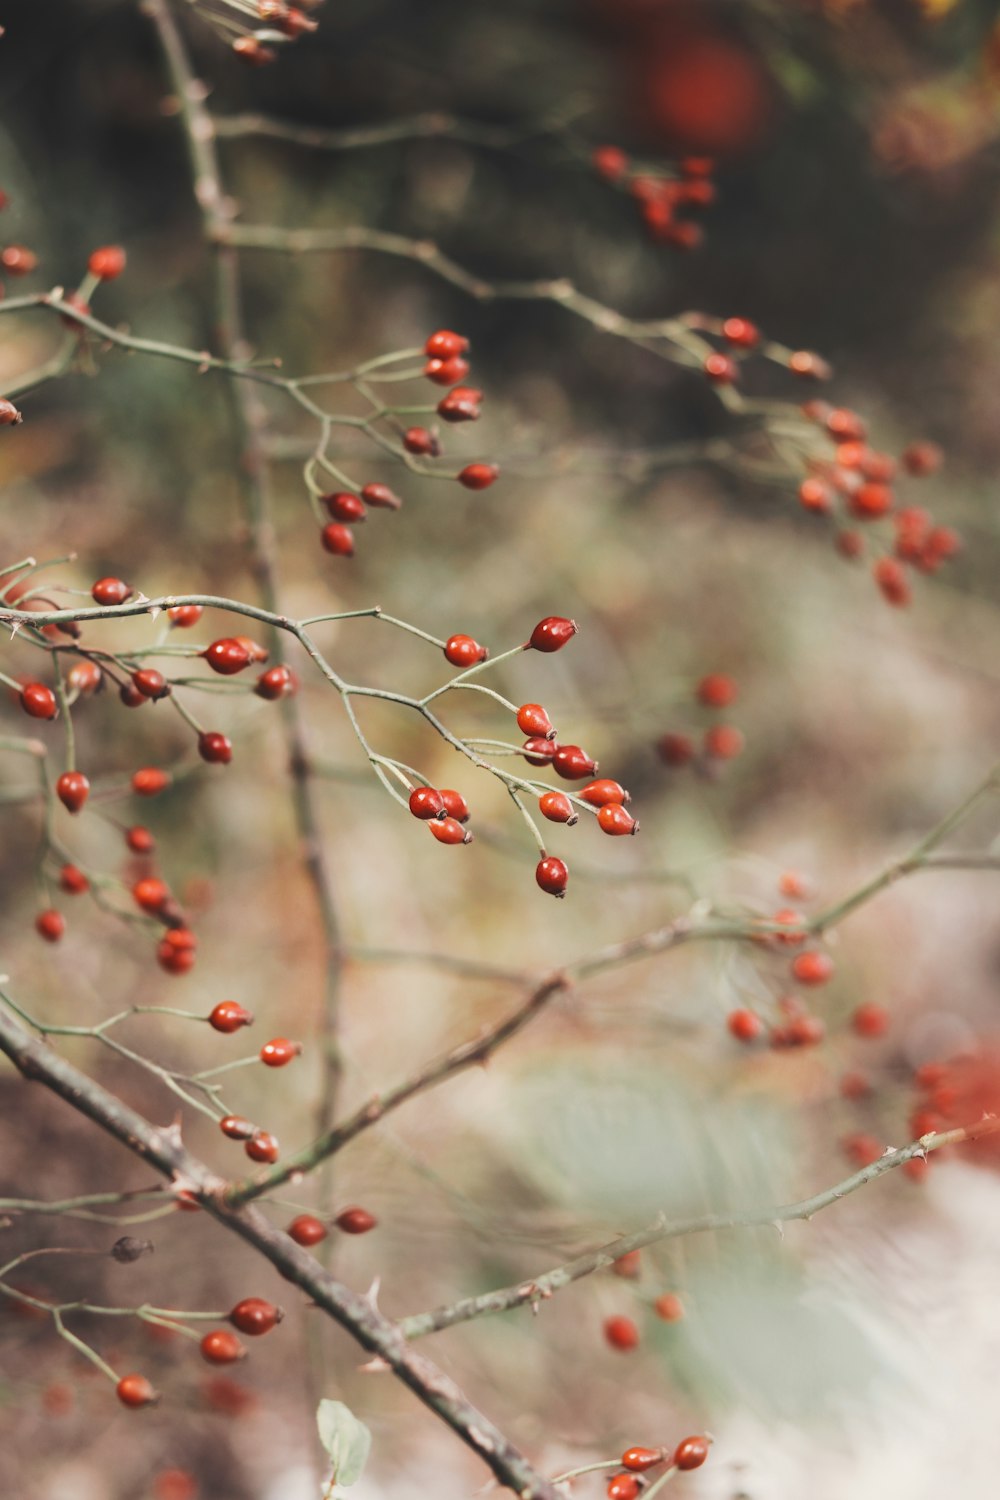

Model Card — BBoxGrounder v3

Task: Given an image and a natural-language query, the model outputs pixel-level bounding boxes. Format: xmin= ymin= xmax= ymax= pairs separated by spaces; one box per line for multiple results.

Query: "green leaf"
xmin=316 ymin=1399 xmax=372 ymax=1487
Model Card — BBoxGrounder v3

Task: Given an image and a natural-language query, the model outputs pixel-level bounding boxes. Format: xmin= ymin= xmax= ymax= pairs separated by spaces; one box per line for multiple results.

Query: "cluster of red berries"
xmin=287 ymin=1206 xmax=378 ymax=1244
xmin=399 ymin=330 xmax=500 ymax=492
xmin=794 ymin=408 xmax=959 ymax=605
xmin=116 ymin=1298 xmax=283 ymax=1408
xmin=591 ymin=146 xmax=716 ymax=252
xmin=682 ymin=312 xmax=831 ymax=390
xmin=656 ymin=672 xmax=744 ymax=772
xmin=722 ymin=872 xmax=836 ymax=1049
xmin=598 ymin=1436 xmax=712 ymax=1498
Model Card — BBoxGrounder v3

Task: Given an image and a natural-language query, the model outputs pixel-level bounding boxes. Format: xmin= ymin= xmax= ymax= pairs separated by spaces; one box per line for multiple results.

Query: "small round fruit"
xmin=255 ymin=665 xmax=297 ymax=700
xmin=168 ymin=604 xmax=203 ymax=628
xmin=603 ymin=1314 xmax=639 ymax=1351
xmin=361 ymin=482 xmax=402 ymax=510
xmin=59 ymin=864 xmax=89 ymax=895
xmin=598 ymin=804 xmax=639 ymax=836
xmin=132 ymin=669 xmax=170 ymax=701
xmin=607 ymin=1476 xmax=640 ymax=1500
xmin=727 ymin=1008 xmax=762 ymax=1043
xmin=704 ymin=724 xmax=744 ymax=759
xmin=198 ymin=732 xmax=233 ymax=765
xmin=132 ymin=767 xmax=170 ymax=797
xmin=91 ymin=576 xmax=132 ymax=606
xmin=528 ymin=616 xmax=577 ymax=652
xmin=245 ymin=1131 xmax=279 ymax=1164
xmin=612 ymin=1250 xmax=641 ymax=1279
xmin=116 ymin=1373 xmax=158 ymax=1408
xmin=653 ymin=1293 xmax=684 ymax=1322
xmin=0 ymin=397 xmax=23 ymax=425
xmin=133 ymin=878 xmax=170 ymax=914
xmin=203 ymin=639 xmax=252 ymax=676
xmin=457 ymin=463 xmax=499 ymax=490
xmin=425 ymin=329 xmax=469 ymax=359
xmin=36 ymin=909 xmax=65 ymax=943
xmin=516 ymin=703 xmax=555 ymax=738
xmin=438 ymin=788 xmax=469 ymax=822
xmin=288 ymin=1214 xmax=328 ymax=1247
xmin=125 ymin=825 xmax=155 ymax=854
xmin=323 ymin=491 xmax=366 ymax=524
xmin=403 ymin=427 xmax=440 ymax=457
xmin=409 ymin=786 xmax=445 ymax=820
xmin=425 ymin=354 xmax=469 ymax=385
xmin=20 ymin=682 xmax=57 ymax=720
xmin=522 ymin=737 xmax=557 ymax=767
xmin=88 ymin=245 xmax=127 ymax=280
xmin=157 ymin=928 xmax=196 ymax=976
xmin=429 ymin=816 xmax=472 ymax=845
xmin=219 ymin=1115 xmax=256 ymax=1140
xmin=56 ymin=770 xmax=90 ymax=813
xmin=260 ymin=1037 xmax=301 ymax=1067
xmin=68 ymin=660 xmax=102 ymax=696
xmin=443 ymin=634 xmax=488 ymax=668
xmin=539 ymin=791 xmax=577 ymax=825
xmin=321 ymin=522 xmax=355 ymax=557
xmin=209 ymin=1001 xmax=253 ymax=1034
xmin=553 ymin=744 xmax=597 ymax=780
xmin=791 ymin=951 xmax=834 ymax=986
xmin=657 ymin=732 xmax=695 ymax=766
xmin=335 ymin=1206 xmax=377 ymax=1235
xmin=536 ymin=856 xmax=569 ymax=898
xmin=229 ymin=1298 xmax=283 ymax=1335
xmin=200 ymin=1330 xmax=245 ymax=1365
xmin=852 ymin=1002 xmax=889 ymax=1039
xmin=673 ymin=1436 xmax=711 ymax=1471
xmin=622 ymin=1446 xmax=663 ymax=1472
xmin=580 ymin=779 xmax=629 ymax=807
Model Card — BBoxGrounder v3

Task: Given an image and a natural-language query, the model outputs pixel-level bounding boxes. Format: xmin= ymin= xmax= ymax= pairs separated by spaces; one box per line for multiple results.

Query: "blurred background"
xmin=5 ymin=1 xmax=1000 ymax=1497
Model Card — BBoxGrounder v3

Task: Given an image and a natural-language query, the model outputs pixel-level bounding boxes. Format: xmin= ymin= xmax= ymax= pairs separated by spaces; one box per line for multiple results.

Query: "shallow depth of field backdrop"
xmin=5 ymin=1 xmax=1000 ymax=1498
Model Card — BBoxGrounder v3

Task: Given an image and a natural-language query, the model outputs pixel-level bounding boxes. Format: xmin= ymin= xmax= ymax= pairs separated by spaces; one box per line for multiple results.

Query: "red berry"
xmin=116 ymin=1374 xmax=158 ymax=1408
xmin=851 ymin=1002 xmax=889 ymax=1039
xmin=133 ymin=767 xmax=171 ymax=797
xmin=622 ymin=1447 xmax=664 ymax=1472
xmin=438 ymin=386 xmax=482 ymax=423
xmin=598 ymin=803 xmax=639 ymax=836
xmin=288 ymin=1214 xmax=328 ymax=1247
xmin=20 ymin=682 xmax=57 ymax=720
xmin=425 ymin=330 xmax=469 ymax=360
xmin=428 ymin=816 xmax=472 ymax=845
xmin=200 ymin=1330 xmax=245 ymax=1365
xmin=826 ymin=408 xmax=867 ymax=441
xmin=409 ymin=786 xmax=445 ymax=820
xmin=798 ymin=477 xmax=833 ymax=514
xmin=536 ymin=856 xmax=569 ymax=897
xmin=704 ymin=724 xmax=744 ymax=759
xmin=607 ymin=1476 xmax=640 ymax=1500
xmin=842 ymin=1132 xmax=883 ymax=1169
xmin=839 ymin=1070 xmax=871 ymax=1100
xmin=203 ymin=639 xmax=252 ymax=675
xmin=209 ymin=1001 xmax=254 ymax=1034
xmin=260 ymin=1037 xmax=301 ymax=1067
xmin=704 ymin=352 xmax=737 ymax=383
xmin=126 ymin=825 xmax=155 ymax=854
xmin=59 ymin=863 xmax=89 ymax=895
xmin=696 ymin=673 xmax=737 ymax=707
xmin=787 ymin=1013 xmax=825 ymax=1047
xmin=88 ymin=245 xmax=126 ymax=280
xmin=403 ymin=427 xmax=440 ymax=457
xmin=68 ymin=659 xmax=102 ymax=696
xmin=580 ymin=778 xmax=629 ymax=807
xmin=132 ymin=669 xmax=170 ymax=701
xmin=444 ymin=634 xmax=489 ymax=668
xmin=360 ymin=481 xmax=402 ymax=510
xmin=438 ymin=788 xmax=470 ymax=822
xmin=516 ymin=703 xmax=555 ymax=739
xmin=321 ymin=522 xmax=355 ymax=557
xmin=603 ymin=1314 xmax=639 ymax=1350
xmin=229 ymin=635 xmax=268 ymax=664
xmin=157 ymin=928 xmax=196 ymax=976
xmin=335 ymin=1206 xmax=377 ymax=1235
xmin=245 ymin=1131 xmax=279 ymax=1164
xmin=528 ymin=616 xmax=578 ymax=652
xmin=592 ymin=145 xmax=629 ymax=180
xmin=323 ymin=491 xmax=366 ymax=523
xmin=522 ymin=737 xmax=557 ymax=767
xmin=198 ymin=732 xmax=233 ymax=765
xmin=255 ymin=665 xmax=297 ymax=700
xmin=35 ymin=909 xmax=65 ymax=943
xmin=653 ymin=1292 xmax=684 ymax=1322
xmin=657 ymin=732 xmax=695 ymax=766
xmin=229 ymin=1297 xmax=283 ymax=1335
xmin=153 ymin=1468 xmax=198 ymax=1500
xmin=119 ymin=682 xmax=147 ymax=708
xmin=539 ymin=791 xmax=577 ymax=825
xmin=457 ymin=463 xmax=499 ymax=490
xmin=2 ymin=245 xmax=38 ymax=275
xmin=0 ymin=397 xmax=23 ymax=425
xmin=673 ymin=1436 xmax=711 ymax=1472
xmin=837 ymin=529 xmax=865 ymax=560
xmin=850 ymin=482 xmax=894 ymax=520
xmin=873 ymin=556 xmax=911 ymax=607
xmin=902 ymin=440 xmax=943 ymax=477
xmin=56 ymin=770 xmax=90 ymax=813
xmin=612 ymin=1250 xmax=641 ymax=1279
xmin=789 ymin=350 xmax=832 ymax=380
xmin=232 ymin=36 xmax=277 ymax=64
xmin=91 ymin=576 xmax=132 ymax=606
xmin=168 ymin=604 xmax=203 ymax=628
xmin=727 ymin=1008 xmax=762 ymax=1042
xmin=133 ymin=878 xmax=170 ymax=914
xmin=722 ymin=316 xmax=759 ymax=349
xmin=778 ymin=869 xmax=810 ymax=900
xmin=791 ymin=950 xmax=834 ymax=986
xmin=553 ymin=744 xmax=597 ymax=780
xmin=219 ymin=1115 xmax=256 ymax=1140
xmin=425 ymin=355 xmax=469 ymax=386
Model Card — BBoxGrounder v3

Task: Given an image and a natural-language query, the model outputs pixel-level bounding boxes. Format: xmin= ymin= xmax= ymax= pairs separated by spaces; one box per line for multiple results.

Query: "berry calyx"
xmin=200 ymin=1330 xmax=245 ymax=1365
xmin=88 ymin=246 xmax=126 ymax=280
xmin=35 ymin=909 xmax=65 ymax=943
xmin=791 ymin=950 xmax=834 ymax=986
xmin=553 ymin=744 xmax=597 ymax=780
xmin=20 ymin=682 xmax=57 ymax=720
xmin=539 ymin=791 xmax=577 ymax=825
xmin=59 ymin=864 xmax=89 ymax=895
xmin=528 ymin=616 xmax=578 ymax=653
xmin=536 ymin=856 xmax=569 ymax=897
xmin=409 ymin=786 xmax=445 ymax=820
xmin=91 ymin=576 xmax=132 ymax=606
xmin=429 ymin=816 xmax=473 ymax=845
xmin=335 ymin=1206 xmax=378 ymax=1235
xmin=321 ymin=522 xmax=355 ymax=558
xmin=673 ymin=1436 xmax=711 ymax=1471
xmin=288 ymin=1214 xmax=328 ymax=1247
xmin=229 ymin=1297 xmax=283 ymax=1335
xmin=516 ymin=703 xmax=555 ymax=739
xmin=56 ymin=770 xmax=90 ymax=814
xmin=209 ymin=1001 xmax=254 ymax=1034
xmin=603 ymin=1314 xmax=639 ymax=1350
xmin=132 ymin=767 xmax=170 ymax=797
xmin=457 ymin=463 xmax=499 ymax=490
xmin=203 ymin=639 xmax=252 ymax=675
xmin=580 ymin=778 xmax=629 ymax=807
xmin=621 ymin=1447 xmax=664 ymax=1473
xmin=260 ymin=1037 xmax=301 ymax=1067
xmin=597 ymin=804 xmax=639 ymax=836
xmin=116 ymin=1374 xmax=158 ymax=1408
xmin=245 ymin=1131 xmax=279 ymax=1164
xmin=255 ymin=665 xmax=297 ymax=700
xmin=198 ymin=732 xmax=233 ymax=765
xmin=444 ymin=634 xmax=489 ymax=667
